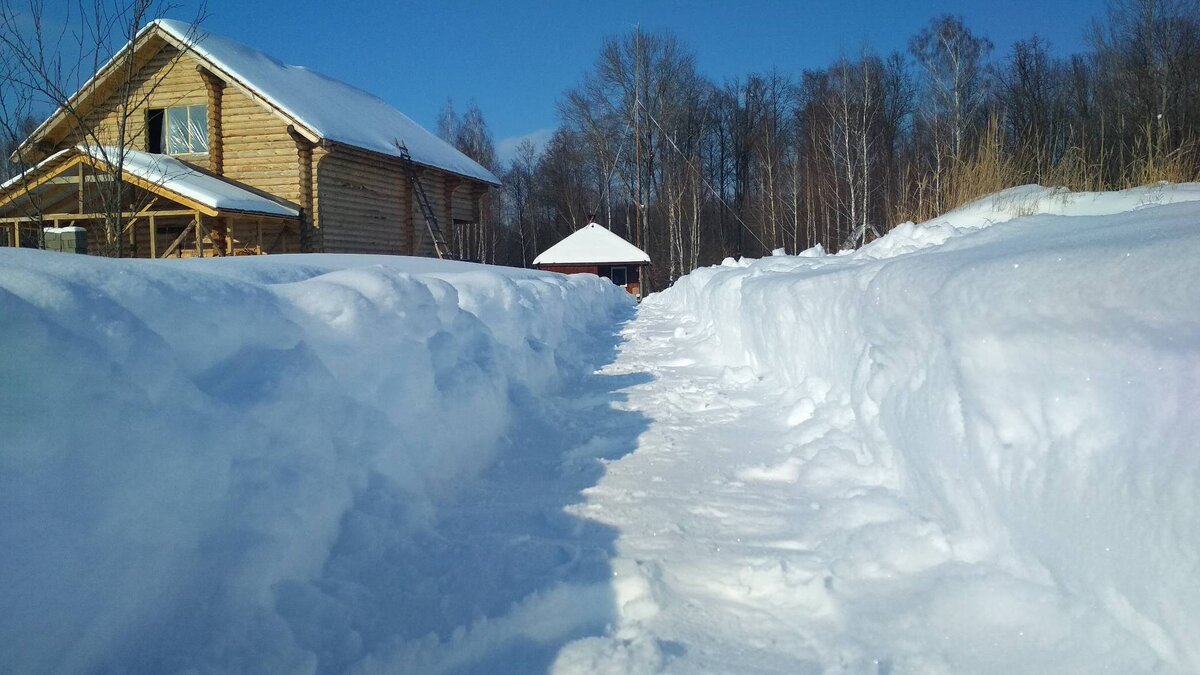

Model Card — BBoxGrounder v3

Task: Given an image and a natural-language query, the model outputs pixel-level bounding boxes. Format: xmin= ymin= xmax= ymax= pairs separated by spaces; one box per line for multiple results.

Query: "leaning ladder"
xmin=397 ymin=142 xmax=453 ymax=259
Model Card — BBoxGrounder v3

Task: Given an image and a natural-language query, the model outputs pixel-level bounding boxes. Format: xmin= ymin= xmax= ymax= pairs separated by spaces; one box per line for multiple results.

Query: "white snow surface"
xmin=533 ymin=223 xmax=651 ymax=266
xmin=3 ymin=183 xmax=1200 ymax=674
xmin=563 ymin=183 xmax=1200 ymax=673
xmin=0 ymin=251 xmax=631 ymax=673
xmin=151 ymin=19 xmax=500 ymax=186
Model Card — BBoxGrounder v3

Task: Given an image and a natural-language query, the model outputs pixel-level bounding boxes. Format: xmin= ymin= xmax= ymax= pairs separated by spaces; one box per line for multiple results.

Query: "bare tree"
xmin=0 ymin=0 xmax=206 ymax=256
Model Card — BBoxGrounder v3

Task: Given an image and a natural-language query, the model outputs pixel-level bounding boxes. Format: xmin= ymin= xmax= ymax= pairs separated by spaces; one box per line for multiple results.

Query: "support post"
xmin=256 ymin=218 xmax=263 ymax=254
xmin=211 ymin=216 xmax=228 ymax=256
xmin=12 ymin=221 xmax=18 ymax=248
xmin=194 ymin=213 xmax=203 ymax=257
xmin=149 ymin=214 xmax=157 ymax=258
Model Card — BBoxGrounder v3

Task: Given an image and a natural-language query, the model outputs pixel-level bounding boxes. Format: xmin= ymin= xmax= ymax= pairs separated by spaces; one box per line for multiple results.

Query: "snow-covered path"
xmin=552 ymin=186 xmax=1200 ymax=674
xmin=4 ymin=185 xmax=1199 ymax=674
xmin=559 ymin=305 xmax=845 ymax=673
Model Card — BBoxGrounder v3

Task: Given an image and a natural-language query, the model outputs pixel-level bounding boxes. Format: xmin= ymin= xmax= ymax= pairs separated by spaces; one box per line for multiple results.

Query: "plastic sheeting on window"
xmin=165 ymin=105 xmax=208 ymax=154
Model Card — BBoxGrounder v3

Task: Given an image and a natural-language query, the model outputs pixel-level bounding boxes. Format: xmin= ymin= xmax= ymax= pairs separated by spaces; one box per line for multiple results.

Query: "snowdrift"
xmin=646 ymin=184 xmax=1200 ymax=672
xmin=0 ymin=252 xmax=630 ymax=672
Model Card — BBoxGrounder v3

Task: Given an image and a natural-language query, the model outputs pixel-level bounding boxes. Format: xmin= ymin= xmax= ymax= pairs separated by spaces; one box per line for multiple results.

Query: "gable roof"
xmin=532 ymin=223 xmax=651 ymax=266
xmin=0 ymin=146 xmax=299 ymax=218
xmin=21 ymin=19 xmax=501 ymax=187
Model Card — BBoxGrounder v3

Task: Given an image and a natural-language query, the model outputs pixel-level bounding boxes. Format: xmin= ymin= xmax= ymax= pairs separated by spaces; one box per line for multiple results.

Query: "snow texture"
xmin=151 ymin=19 xmax=500 ymax=186
xmin=533 ymin=223 xmax=651 ymax=266
xmin=3 ymin=183 xmax=1199 ymax=674
xmin=566 ymin=183 xmax=1200 ymax=673
xmin=0 ymin=251 xmax=631 ymax=673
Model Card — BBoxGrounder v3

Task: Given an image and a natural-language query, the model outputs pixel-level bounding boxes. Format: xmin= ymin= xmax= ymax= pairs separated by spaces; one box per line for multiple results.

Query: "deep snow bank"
xmin=646 ymin=184 xmax=1200 ymax=671
xmin=0 ymin=251 xmax=630 ymax=672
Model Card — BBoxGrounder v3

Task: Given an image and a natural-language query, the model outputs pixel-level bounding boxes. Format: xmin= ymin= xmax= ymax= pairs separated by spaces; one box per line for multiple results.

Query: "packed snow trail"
xmin=549 ymin=185 xmax=1200 ymax=674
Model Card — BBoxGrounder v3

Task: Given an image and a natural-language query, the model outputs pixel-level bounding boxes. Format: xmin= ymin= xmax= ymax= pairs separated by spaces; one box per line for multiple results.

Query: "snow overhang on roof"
xmin=151 ymin=19 xmax=501 ymax=186
xmin=1 ymin=146 xmax=300 ymax=218
xmin=532 ymin=223 xmax=651 ymax=266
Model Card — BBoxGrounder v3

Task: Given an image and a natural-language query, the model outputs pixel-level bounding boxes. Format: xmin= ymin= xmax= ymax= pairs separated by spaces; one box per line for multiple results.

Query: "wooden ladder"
xmin=397 ymin=142 xmax=453 ymax=259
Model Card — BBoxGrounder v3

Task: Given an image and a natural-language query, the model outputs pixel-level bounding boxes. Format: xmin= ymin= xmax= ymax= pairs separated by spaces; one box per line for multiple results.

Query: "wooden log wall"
xmin=222 ymin=85 xmax=302 ymax=205
xmin=198 ymin=67 xmax=225 ymax=173
xmin=317 ymin=144 xmax=453 ymax=256
xmin=64 ymin=41 xmax=207 ymax=157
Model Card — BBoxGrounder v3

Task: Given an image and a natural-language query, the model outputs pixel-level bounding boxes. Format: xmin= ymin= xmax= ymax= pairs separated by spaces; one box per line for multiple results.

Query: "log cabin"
xmin=0 ymin=19 xmax=500 ymax=258
xmin=533 ymin=223 xmax=651 ymax=299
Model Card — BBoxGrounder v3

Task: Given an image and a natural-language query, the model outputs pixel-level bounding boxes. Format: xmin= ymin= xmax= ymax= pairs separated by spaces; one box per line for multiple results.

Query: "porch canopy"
xmin=0 ymin=146 xmax=300 ymax=256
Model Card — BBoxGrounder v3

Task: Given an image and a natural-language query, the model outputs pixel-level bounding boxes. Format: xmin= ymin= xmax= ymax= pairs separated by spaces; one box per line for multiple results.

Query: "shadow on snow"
xmin=276 ymin=305 xmax=652 ymax=673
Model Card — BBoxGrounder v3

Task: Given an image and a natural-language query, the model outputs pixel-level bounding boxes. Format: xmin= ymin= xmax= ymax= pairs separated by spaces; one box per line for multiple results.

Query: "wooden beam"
xmin=0 ymin=155 xmax=87 ymax=211
xmin=159 ymin=220 xmax=194 ymax=258
xmin=120 ymin=198 xmax=161 ymax=236
xmin=77 ymin=162 xmax=84 ymax=214
xmin=149 ymin=214 xmax=157 ymax=258
xmin=0 ymin=209 xmax=200 ymax=224
xmin=210 ymin=216 xmax=227 ymax=256
xmin=195 ymin=213 xmax=203 ymax=257
xmin=12 ymin=221 xmax=17 ymax=248
xmin=266 ymin=224 xmax=289 ymax=254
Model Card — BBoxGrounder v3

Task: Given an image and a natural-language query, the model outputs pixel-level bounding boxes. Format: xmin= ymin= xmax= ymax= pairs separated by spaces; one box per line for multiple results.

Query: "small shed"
xmin=533 ymin=223 xmax=651 ymax=298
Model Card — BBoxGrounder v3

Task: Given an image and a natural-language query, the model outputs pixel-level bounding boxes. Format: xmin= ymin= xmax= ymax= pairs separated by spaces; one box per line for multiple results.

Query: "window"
xmin=147 ymin=105 xmax=208 ymax=154
xmin=609 ymin=266 xmax=628 ymax=287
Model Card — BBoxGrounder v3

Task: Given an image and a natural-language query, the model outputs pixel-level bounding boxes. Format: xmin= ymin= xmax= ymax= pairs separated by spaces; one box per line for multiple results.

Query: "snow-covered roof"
xmin=532 ymin=223 xmax=651 ymax=266
xmin=2 ymin=146 xmax=299 ymax=217
xmin=111 ymin=146 xmax=300 ymax=216
xmin=150 ymin=19 xmax=500 ymax=186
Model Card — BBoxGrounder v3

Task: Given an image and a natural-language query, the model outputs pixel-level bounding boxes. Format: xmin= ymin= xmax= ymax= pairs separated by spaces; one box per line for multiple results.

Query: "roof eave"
xmin=320 ymin=139 xmax=501 ymax=187
xmin=534 ymin=259 xmax=651 ymax=267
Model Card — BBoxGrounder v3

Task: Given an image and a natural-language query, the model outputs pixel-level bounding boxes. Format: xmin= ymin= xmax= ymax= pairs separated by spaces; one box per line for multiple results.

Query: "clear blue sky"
xmin=163 ymin=0 xmax=1105 ymax=164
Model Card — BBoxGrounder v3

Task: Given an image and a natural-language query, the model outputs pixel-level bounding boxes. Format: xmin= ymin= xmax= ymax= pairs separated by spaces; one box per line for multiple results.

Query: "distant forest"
xmin=440 ymin=0 xmax=1200 ymax=289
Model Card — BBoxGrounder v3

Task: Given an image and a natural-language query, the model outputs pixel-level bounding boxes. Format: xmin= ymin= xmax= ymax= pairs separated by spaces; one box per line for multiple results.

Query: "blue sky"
xmin=161 ymin=1 xmax=1105 ymax=164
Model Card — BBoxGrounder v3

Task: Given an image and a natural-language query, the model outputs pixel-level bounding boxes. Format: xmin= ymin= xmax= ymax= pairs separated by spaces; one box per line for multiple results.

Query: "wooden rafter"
xmin=0 ymin=155 xmax=87 ymax=210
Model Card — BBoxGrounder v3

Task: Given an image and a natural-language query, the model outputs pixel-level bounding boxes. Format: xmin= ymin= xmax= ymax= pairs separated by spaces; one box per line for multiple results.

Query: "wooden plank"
xmin=0 ymin=209 xmax=200 ymax=223
xmin=158 ymin=217 xmax=195 ymax=258
xmin=0 ymin=156 xmax=87 ymax=210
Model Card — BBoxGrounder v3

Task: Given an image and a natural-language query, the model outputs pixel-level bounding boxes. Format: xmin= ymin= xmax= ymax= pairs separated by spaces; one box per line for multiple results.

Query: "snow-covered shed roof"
xmin=1 ymin=146 xmax=299 ymax=217
xmin=533 ymin=223 xmax=651 ymax=266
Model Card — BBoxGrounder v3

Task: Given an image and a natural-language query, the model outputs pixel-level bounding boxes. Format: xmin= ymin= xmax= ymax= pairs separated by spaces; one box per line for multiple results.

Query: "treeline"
xmin=442 ymin=0 xmax=1200 ymax=290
